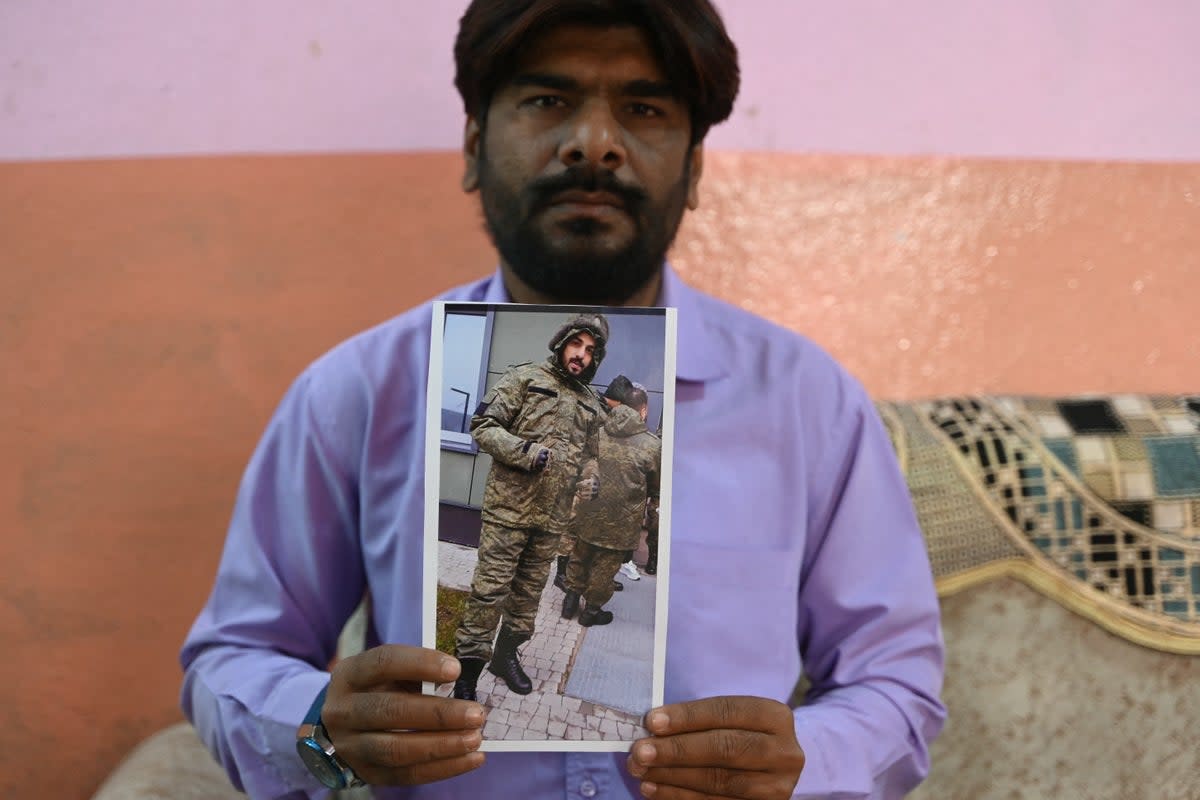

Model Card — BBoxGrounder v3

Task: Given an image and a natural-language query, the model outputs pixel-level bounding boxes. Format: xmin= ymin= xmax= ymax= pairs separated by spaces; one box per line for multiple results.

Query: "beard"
xmin=477 ymin=152 xmax=691 ymax=305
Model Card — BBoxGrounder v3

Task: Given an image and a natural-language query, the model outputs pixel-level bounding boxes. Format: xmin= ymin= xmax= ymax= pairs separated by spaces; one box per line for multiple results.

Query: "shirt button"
xmin=580 ymin=779 xmax=597 ymax=797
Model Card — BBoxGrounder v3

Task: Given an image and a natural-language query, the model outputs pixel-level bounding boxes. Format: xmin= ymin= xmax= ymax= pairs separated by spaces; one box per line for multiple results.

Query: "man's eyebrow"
xmin=507 ymin=73 xmax=678 ymax=100
xmin=623 ymin=79 xmax=677 ymax=99
xmin=509 ymin=72 xmax=579 ymax=92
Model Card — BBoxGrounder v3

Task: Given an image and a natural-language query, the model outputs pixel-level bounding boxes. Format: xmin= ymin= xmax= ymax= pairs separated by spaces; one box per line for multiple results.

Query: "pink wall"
xmin=3 ymin=0 xmax=1199 ymax=161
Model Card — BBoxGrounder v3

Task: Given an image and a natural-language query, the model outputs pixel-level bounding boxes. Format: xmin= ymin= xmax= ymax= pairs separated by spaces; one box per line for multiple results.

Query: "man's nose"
xmin=557 ymin=99 xmax=627 ymax=170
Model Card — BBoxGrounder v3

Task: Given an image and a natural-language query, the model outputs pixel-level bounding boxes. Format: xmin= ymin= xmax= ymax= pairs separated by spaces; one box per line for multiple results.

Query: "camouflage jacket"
xmin=572 ymin=404 xmax=661 ymax=550
xmin=470 ymin=358 xmax=602 ymax=535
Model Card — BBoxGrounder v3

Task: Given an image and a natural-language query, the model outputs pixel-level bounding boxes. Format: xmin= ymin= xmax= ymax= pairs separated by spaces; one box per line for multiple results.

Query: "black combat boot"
xmin=644 ymin=554 xmax=657 ymax=575
xmin=553 ymin=555 xmax=569 ymax=590
xmin=487 ymin=626 xmax=533 ymax=694
xmin=579 ymin=605 xmax=614 ymax=627
xmin=562 ymin=590 xmax=581 ymax=619
xmin=452 ymin=657 xmax=486 ymax=701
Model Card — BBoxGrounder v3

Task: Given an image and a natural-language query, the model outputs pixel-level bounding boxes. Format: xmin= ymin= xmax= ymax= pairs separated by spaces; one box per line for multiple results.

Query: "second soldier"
xmin=561 ymin=379 xmax=661 ymax=626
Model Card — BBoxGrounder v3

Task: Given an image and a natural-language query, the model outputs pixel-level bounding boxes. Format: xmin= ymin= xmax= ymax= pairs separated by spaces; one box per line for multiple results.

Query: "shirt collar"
xmin=479 ymin=264 xmax=727 ymax=383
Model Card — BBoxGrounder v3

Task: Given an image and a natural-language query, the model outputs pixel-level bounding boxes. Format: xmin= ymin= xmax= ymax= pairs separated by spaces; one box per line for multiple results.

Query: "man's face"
xmin=560 ymin=331 xmax=596 ymax=376
xmin=463 ymin=24 xmax=703 ymax=305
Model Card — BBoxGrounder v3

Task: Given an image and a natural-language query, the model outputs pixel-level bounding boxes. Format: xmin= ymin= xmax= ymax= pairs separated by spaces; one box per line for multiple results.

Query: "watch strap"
xmin=303 ymin=684 xmax=329 ymax=726
xmin=297 ymin=683 xmax=366 ymax=789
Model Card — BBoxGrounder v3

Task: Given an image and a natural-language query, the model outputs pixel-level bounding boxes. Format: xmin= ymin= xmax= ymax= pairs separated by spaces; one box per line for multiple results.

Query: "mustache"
xmin=528 ymin=165 xmax=647 ymax=212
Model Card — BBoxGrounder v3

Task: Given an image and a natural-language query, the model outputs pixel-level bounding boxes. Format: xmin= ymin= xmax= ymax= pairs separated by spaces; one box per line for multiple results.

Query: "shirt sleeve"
xmin=470 ymin=370 xmax=543 ymax=471
xmin=790 ymin=382 xmax=947 ymax=799
xmin=179 ymin=367 xmax=369 ymax=799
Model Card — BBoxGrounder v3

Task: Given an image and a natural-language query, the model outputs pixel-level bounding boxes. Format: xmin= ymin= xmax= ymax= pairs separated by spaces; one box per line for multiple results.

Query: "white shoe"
xmin=620 ymin=561 xmax=641 ymax=580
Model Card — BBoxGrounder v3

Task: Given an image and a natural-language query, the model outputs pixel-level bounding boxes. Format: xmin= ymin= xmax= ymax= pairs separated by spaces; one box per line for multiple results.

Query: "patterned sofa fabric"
xmin=878 ymin=394 xmax=1200 ymax=653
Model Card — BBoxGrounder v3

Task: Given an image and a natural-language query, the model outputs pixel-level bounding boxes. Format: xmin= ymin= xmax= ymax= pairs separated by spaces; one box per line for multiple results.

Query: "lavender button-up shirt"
xmin=181 ymin=266 xmax=945 ymax=799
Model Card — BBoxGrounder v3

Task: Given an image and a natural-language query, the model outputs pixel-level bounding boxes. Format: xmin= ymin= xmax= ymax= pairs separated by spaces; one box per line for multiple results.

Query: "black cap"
xmin=603 ymin=375 xmax=634 ymax=403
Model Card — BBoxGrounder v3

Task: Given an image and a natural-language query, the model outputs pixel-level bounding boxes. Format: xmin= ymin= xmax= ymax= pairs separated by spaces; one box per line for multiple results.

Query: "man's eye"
xmin=629 ymin=103 xmax=663 ymax=117
xmin=526 ymin=95 xmax=566 ymax=110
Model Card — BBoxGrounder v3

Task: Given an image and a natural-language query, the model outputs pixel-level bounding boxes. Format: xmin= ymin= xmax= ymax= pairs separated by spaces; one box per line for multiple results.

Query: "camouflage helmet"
xmin=548 ymin=312 xmax=609 ymax=363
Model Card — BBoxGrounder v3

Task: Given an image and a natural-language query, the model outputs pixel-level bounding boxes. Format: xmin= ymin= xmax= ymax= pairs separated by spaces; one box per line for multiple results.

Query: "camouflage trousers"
xmin=454 ymin=521 xmax=559 ymax=661
xmin=557 ymin=495 xmax=580 ymax=557
xmin=564 ymin=540 xmax=626 ymax=609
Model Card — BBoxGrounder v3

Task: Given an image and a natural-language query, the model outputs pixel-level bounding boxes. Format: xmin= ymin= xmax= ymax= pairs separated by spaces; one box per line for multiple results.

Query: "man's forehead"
xmin=568 ymin=331 xmax=596 ymax=345
xmin=508 ymin=23 xmax=670 ymax=88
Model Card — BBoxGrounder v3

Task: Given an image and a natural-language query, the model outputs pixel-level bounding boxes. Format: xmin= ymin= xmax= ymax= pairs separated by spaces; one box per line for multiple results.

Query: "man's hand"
xmin=321 ymin=645 xmax=486 ymax=786
xmin=626 ymin=696 xmax=804 ymax=799
xmin=532 ymin=447 xmax=551 ymax=472
xmin=576 ymin=476 xmax=600 ymax=500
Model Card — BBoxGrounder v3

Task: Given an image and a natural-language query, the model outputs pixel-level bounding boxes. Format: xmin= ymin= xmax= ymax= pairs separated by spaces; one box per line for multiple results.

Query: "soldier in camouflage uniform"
xmin=561 ymin=380 xmax=661 ymax=626
xmin=452 ymin=313 xmax=608 ymax=700
xmin=553 ymin=376 xmax=636 ymax=594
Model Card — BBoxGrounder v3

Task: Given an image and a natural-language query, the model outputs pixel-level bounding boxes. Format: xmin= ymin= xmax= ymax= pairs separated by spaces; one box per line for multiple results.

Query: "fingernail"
xmin=626 ymin=756 xmax=646 ymax=778
xmin=634 ymin=742 xmax=656 ymax=764
xmin=441 ymin=659 xmax=459 ymax=681
xmin=462 ymin=730 xmax=483 ymax=749
xmin=640 ymin=781 xmax=658 ymax=797
xmin=466 ymin=705 xmax=485 ymax=726
xmin=647 ymin=711 xmax=669 ymax=733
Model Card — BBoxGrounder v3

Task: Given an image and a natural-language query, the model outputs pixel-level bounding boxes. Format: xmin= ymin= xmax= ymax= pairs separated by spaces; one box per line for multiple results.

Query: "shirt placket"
xmin=565 ymin=753 xmax=616 ymax=798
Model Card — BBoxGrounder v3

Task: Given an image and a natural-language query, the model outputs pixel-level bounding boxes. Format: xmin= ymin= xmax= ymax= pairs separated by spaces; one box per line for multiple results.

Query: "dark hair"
xmin=454 ymin=0 xmax=739 ymax=145
xmin=603 ymin=374 xmax=635 ymax=402
xmin=625 ymin=386 xmax=649 ymax=410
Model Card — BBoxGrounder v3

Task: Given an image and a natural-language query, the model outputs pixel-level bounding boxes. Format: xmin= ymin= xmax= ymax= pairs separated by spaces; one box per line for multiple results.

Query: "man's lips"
xmin=546 ymin=190 xmax=628 ymax=221
xmin=552 ymin=189 xmax=626 ymax=209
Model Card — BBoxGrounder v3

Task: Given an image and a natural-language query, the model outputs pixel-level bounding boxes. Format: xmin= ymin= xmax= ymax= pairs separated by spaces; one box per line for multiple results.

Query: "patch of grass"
xmin=436 ymin=585 xmax=470 ymax=656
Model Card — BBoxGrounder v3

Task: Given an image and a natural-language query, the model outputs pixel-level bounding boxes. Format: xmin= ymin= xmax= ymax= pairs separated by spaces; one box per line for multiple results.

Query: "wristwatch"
xmin=295 ymin=684 xmax=366 ymax=789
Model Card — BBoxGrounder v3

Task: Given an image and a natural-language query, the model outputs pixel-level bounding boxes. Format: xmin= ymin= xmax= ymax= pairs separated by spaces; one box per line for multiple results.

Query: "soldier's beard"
xmin=477 ymin=153 xmax=690 ymax=305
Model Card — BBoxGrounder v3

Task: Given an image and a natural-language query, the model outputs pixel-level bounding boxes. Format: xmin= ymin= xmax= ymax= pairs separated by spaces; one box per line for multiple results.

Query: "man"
xmin=553 ymin=374 xmax=635 ymax=593
xmin=562 ymin=379 xmax=659 ymax=626
xmin=181 ymin=1 xmax=946 ymax=798
xmin=452 ymin=313 xmax=607 ymax=700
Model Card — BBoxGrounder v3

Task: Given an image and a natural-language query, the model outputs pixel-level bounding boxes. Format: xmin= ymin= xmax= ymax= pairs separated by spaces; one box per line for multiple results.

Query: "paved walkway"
xmin=437 ymin=542 xmax=654 ymax=743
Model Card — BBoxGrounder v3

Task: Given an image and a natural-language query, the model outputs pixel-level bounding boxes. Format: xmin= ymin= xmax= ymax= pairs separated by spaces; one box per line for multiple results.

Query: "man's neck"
xmin=499 ymin=263 xmax=663 ymax=307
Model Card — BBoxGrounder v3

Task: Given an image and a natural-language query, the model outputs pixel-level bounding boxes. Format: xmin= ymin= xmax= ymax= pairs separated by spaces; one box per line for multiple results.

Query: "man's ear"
xmin=686 ymin=145 xmax=704 ymax=210
xmin=462 ymin=117 xmax=482 ymax=193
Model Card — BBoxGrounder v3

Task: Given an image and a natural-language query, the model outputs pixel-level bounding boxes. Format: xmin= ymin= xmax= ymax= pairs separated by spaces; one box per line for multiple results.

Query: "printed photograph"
xmin=424 ymin=302 xmax=675 ymax=751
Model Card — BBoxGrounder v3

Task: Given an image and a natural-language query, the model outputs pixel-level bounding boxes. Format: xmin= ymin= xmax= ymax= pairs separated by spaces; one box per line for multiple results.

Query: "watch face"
xmin=296 ymin=739 xmax=345 ymax=789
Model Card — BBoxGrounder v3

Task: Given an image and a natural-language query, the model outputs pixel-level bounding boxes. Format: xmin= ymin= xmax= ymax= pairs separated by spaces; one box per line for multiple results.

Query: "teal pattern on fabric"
xmin=1145 ymin=438 xmax=1200 ymax=496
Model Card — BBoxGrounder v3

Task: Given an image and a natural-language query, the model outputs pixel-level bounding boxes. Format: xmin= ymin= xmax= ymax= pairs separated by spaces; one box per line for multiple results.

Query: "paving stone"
xmin=529 ymin=715 xmax=549 ymax=734
xmin=547 ymin=720 xmax=567 ymax=738
xmin=566 ymin=725 xmax=583 ymax=741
